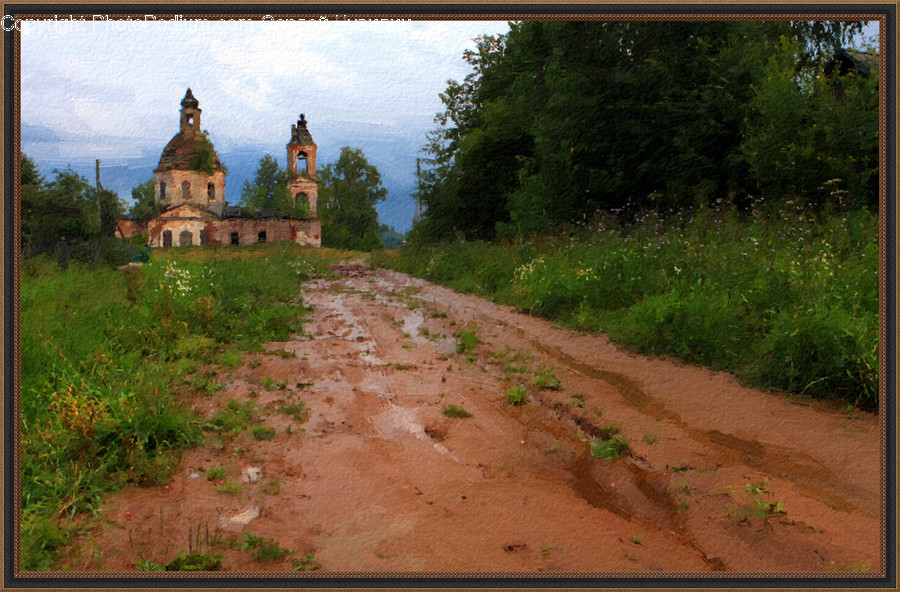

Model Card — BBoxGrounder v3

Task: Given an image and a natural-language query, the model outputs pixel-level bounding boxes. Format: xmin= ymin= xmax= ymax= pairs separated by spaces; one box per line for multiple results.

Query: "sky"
xmin=20 ymin=17 xmax=512 ymax=231
xmin=19 ymin=16 xmax=881 ymax=233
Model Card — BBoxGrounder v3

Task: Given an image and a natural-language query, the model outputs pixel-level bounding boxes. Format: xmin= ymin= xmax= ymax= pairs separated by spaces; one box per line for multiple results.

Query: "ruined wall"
xmin=155 ymin=169 xmax=225 ymax=214
xmin=115 ymin=219 xmax=146 ymax=239
xmin=206 ymin=219 xmax=321 ymax=247
xmin=148 ymin=217 xmax=208 ymax=247
xmin=294 ymin=219 xmax=321 ymax=247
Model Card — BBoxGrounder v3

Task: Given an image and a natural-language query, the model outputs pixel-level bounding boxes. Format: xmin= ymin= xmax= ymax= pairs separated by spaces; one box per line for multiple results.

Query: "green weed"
xmin=165 ymin=549 xmax=222 ymax=571
xmin=590 ymin=434 xmax=629 ymax=459
xmin=442 ymin=405 xmax=472 ymax=418
xmin=203 ymin=399 xmax=261 ymax=438
xmin=215 ymin=480 xmax=242 ymax=497
xmin=505 ymin=385 xmax=529 ymax=405
xmin=292 ymin=555 xmax=321 ymax=571
xmin=251 ymin=425 xmax=276 ymax=441
xmin=278 ymin=401 xmax=308 ymax=422
xmin=456 ymin=325 xmax=480 ymax=354
xmin=532 ymin=366 xmax=562 ymax=390
xmin=241 ymin=531 xmax=293 ymax=562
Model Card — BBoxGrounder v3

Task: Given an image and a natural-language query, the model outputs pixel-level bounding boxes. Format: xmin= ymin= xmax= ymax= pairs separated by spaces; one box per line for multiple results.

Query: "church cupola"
xmin=179 ymin=88 xmax=201 ymax=137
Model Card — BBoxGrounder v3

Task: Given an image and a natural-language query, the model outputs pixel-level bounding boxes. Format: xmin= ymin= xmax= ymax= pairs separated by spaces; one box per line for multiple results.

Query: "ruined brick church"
xmin=118 ymin=89 xmax=321 ymax=247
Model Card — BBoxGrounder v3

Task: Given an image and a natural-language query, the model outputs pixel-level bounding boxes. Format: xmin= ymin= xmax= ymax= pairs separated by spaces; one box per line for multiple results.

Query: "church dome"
xmin=155 ymin=89 xmax=224 ymax=173
xmin=155 ymin=131 xmax=224 ymax=173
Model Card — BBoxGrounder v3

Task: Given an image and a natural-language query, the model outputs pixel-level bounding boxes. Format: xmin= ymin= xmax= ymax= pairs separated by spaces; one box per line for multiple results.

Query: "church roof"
xmin=181 ymin=88 xmax=199 ymax=109
xmin=289 ymin=113 xmax=316 ymax=147
xmin=156 ymin=132 xmax=223 ymax=173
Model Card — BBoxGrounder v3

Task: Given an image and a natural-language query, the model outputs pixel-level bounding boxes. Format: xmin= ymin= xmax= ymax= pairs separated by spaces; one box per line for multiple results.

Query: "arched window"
xmin=296 ymin=151 xmax=307 ymax=176
xmin=207 ymin=183 xmax=215 ymax=200
xmin=181 ymin=181 xmax=191 ymax=200
xmin=160 ymin=182 xmax=166 ymax=200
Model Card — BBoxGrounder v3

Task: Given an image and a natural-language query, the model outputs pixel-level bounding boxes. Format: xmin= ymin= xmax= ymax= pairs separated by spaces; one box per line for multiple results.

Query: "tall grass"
xmin=20 ymin=243 xmax=349 ymax=569
xmin=374 ymin=200 xmax=878 ymax=410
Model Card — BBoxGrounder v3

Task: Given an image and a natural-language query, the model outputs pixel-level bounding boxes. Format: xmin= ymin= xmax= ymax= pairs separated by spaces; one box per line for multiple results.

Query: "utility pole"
xmin=95 ymin=159 xmax=103 ymax=224
xmin=414 ymin=158 xmax=422 ymax=223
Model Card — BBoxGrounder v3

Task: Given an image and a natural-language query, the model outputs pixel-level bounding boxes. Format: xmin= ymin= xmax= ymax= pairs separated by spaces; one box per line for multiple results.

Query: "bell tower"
xmin=286 ymin=113 xmax=318 ymax=217
xmin=179 ymin=88 xmax=201 ymax=137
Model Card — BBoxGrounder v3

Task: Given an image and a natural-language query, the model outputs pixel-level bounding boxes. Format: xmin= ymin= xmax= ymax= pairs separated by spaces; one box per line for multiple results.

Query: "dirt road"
xmin=74 ymin=261 xmax=882 ymax=573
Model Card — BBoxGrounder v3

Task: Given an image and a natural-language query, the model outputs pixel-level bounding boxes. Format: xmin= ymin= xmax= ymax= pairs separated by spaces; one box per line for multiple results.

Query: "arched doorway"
xmin=179 ymin=230 xmax=193 ymax=246
xmin=162 ymin=230 xmax=172 ymax=247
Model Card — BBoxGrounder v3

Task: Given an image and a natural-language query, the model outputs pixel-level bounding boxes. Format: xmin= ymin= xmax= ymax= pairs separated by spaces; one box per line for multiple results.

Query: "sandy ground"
xmin=63 ymin=262 xmax=882 ymax=575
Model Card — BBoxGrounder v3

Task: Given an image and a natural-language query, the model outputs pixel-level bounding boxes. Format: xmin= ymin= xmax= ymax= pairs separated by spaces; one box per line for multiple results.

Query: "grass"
xmin=20 ymin=243 xmax=352 ymax=569
xmin=250 ymin=425 xmax=276 ymax=441
xmin=532 ymin=366 xmax=562 ymax=390
xmin=590 ymin=434 xmax=629 ymax=459
xmin=292 ymin=555 xmax=321 ymax=571
xmin=456 ymin=324 xmax=480 ymax=354
xmin=203 ymin=399 xmax=261 ymax=439
xmin=205 ymin=466 xmax=226 ymax=481
xmin=241 ymin=531 xmax=293 ymax=562
xmin=215 ymin=480 xmax=242 ymax=497
xmin=491 ymin=348 xmax=533 ymax=380
xmin=442 ymin=404 xmax=472 ymax=418
xmin=165 ymin=549 xmax=223 ymax=571
xmin=373 ymin=202 xmax=878 ymax=410
xmin=505 ymin=385 xmax=529 ymax=405
xmin=277 ymin=401 xmax=309 ymax=422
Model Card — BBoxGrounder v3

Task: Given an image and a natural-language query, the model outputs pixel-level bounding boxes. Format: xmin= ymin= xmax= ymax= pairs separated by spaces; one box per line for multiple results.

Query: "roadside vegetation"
xmin=375 ymin=200 xmax=878 ymax=410
xmin=373 ymin=20 xmax=879 ymax=412
xmin=20 ymin=243 xmax=350 ymax=569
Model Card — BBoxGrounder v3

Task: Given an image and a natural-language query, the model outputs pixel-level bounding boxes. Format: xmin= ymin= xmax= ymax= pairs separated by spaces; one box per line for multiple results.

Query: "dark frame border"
xmin=3 ymin=3 xmax=896 ymax=590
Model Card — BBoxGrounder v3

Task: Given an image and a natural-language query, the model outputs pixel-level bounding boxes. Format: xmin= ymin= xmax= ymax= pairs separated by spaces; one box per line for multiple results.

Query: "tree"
xmin=21 ymin=162 xmax=123 ymax=252
xmin=741 ymin=36 xmax=878 ymax=208
xmin=240 ymin=155 xmax=309 ymax=218
xmin=318 ymin=147 xmax=387 ymax=250
xmin=412 ymin=20 xmax=870 ymax=242
xmin=128 ymin=179 xmax=159 ymax=220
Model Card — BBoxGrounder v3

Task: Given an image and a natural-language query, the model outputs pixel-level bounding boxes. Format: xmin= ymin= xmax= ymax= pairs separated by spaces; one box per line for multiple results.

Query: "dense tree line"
xmin=20 ymin=154 xmax=132 ymax=263
xmin=413 ymin=21 xmax=877 ymax=241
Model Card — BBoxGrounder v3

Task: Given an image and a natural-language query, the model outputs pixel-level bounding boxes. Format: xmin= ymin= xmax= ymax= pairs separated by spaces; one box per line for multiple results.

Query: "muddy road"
xmin=73 ymin=262 xmax=882 ymax=573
